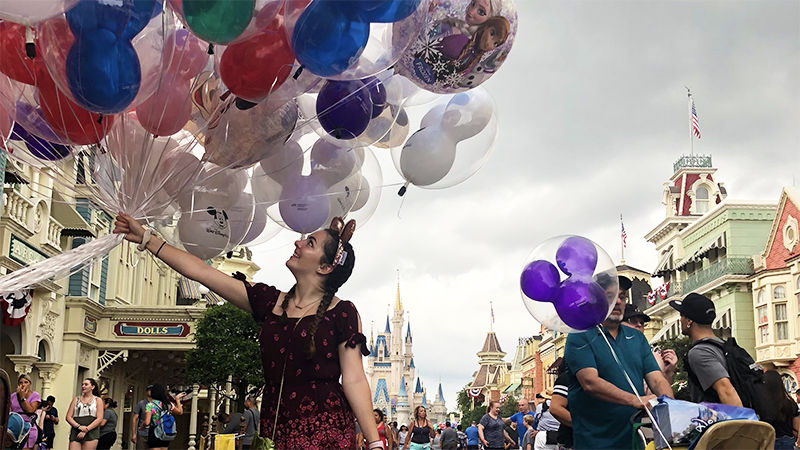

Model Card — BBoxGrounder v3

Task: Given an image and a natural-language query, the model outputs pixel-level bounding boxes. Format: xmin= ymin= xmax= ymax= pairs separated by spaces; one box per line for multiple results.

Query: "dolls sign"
xmin=396 ymin=0 xmax=518 ymax=93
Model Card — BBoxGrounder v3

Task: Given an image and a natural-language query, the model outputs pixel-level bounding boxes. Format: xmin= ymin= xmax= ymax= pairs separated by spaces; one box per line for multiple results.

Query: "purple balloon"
xmin=316 ymin=80 xmax=374 ymax=140
xmin=13 ymin=102 xmax=69 ymax=144
xmin=10 ymin=123 xmax=71 ymax=161
xmin=555 ymin=278 xmax=610 ymax=330
xmin=520 ymin=260 xmax=560 ymax=302
xmin=363 ymin=77 xmax=387 ymax=118
xmin=556 ymin=236 xmax=598 ymax=276
xmin=278 ymin=174 xmax=330 ymax=233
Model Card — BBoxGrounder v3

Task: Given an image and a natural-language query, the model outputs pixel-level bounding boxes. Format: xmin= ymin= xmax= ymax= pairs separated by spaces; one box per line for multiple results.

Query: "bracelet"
xmin=367 ymin=441 xmax=384 ymax=449
xmin=154 ymin=240 xmax=167 ymax=258
xmin=137 ymin=229 xmax=152 ymax=251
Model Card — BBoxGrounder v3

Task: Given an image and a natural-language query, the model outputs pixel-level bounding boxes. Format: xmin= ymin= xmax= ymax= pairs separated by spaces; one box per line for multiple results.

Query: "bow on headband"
xmin=330 ymin=217 xmax=356 ymax=266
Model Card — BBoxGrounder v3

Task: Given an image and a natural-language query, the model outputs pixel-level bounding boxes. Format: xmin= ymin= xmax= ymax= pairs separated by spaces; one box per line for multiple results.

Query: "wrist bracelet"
xmin=367 ymin=441 xmax=384 ymax=449
xmin=137 ymin=229 xmax=152 ymax=251
xmin=154 ymin=240 xmax=167 ymax=258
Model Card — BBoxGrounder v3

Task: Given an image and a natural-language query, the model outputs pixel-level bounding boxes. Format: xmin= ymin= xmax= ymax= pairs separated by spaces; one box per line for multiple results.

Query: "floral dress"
xmin=247 ymin=283 xmax=370 ymax=450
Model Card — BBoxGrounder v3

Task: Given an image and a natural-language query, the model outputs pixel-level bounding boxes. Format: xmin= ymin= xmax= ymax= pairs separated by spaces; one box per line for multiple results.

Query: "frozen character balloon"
xmin=395 ymin=0 xmax=517 ymax=93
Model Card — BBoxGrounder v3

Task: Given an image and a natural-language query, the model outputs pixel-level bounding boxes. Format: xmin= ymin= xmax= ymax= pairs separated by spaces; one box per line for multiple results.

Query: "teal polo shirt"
xmin=565 ymin=325 xmax=660 ymax=450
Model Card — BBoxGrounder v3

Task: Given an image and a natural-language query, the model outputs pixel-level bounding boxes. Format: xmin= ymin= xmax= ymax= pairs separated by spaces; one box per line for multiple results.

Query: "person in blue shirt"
xmin=503 ymin=398 xmax=534 ymax=449
xmin=464 ymin=421 xmax=479 ymax=450
xmin=565 ymin=275 xmax=673 ymax=450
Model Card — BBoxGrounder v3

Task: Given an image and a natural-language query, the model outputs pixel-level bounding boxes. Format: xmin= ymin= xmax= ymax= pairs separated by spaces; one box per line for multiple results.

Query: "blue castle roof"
xmin=421 ymin=392 xmax=428 ymax=408
xmin=385 ymin=315 xmax=391 ymax=333
xmin=415 ymin=378 xmax=424 ymax=393
xmin=398 ymin=376 xmax=408 ymax=398
xmin=437 ymin=382 xmax=445 ymax=402
xmin=374 ymin=378 xmax=389 ymax=403
xmin=409 ymin=357 xmax=415 ymax=368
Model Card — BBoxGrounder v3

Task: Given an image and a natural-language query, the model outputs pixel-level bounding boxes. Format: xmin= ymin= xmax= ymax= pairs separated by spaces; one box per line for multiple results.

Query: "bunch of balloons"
xmin=0 ymin=0 xmax=519 ymax=275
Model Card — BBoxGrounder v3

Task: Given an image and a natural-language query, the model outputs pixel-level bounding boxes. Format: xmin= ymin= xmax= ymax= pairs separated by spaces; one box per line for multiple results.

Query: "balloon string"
xmin=595 ymin=324 xmax=672 ymax=450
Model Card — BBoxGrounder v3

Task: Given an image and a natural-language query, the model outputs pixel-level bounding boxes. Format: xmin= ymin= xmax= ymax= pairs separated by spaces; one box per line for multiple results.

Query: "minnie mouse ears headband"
xmin=329 ymin=217 xmax=356 ymax=266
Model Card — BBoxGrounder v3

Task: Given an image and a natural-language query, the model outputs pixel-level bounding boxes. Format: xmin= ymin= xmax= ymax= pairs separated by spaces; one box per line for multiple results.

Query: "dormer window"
xmin=695 ymin=186 xmax=709 ymax=213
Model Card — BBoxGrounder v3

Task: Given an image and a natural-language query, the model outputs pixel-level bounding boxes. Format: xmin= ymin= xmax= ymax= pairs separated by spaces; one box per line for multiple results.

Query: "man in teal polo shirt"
xmin=565 ymin=275 xmax=673 ymax=450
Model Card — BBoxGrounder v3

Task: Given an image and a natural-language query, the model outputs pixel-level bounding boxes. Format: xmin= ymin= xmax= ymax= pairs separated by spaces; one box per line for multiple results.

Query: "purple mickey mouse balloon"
xmin=556 ymin=235 xmax=598 ymax=276
xmin=520 ymin=235 xmax=617 ymax=333
xmin=520 ymin=260 xmax=560 ymax=302
xmin=555 ymin=278 xmax=610 ymax=330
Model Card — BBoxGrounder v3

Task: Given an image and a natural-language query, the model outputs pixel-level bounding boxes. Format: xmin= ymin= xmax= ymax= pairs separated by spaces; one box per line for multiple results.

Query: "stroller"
xmin=632 ymin=410 xmax=776 ymax=450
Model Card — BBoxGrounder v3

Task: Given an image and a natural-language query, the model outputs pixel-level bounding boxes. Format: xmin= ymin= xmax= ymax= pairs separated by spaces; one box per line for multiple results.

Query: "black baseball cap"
xmin=623 ymin=303 xmax=650 ymax=323
xmin=618 ymin=276 xmax=632 ymax=291
xmin=669 ymin=293 xmax=715 ymax=325
xmin=46 ymin=396 xmax=56 ymax=403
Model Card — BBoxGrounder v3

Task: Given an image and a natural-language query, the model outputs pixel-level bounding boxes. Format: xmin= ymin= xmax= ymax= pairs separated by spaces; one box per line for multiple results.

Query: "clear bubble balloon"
xmin=0 ymin=0 xmax=80 ymax=26
xmin=395 ymin=0 xmax=517 ymax=94
xmin=520 ymin=235 xmax=618 ymax=333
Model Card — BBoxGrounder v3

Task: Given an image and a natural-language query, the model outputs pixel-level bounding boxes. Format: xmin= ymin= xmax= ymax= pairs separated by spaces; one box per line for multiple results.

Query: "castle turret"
xmin=396 ymin=376 xmax=411 ymax=425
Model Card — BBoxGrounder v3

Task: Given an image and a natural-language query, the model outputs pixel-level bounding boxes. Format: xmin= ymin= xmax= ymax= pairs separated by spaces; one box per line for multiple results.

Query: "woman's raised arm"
xmin=114 ymin=213 xmax=251 ymax=313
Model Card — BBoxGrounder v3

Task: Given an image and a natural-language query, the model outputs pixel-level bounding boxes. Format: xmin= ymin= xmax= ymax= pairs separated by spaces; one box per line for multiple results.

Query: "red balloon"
xmin=36 ymin=65 xmax=113 ymax=145
xmin=0 ymin=22 xmax=37 ymax=85
xmin=219 ymin=15 xmax=295 ymax=102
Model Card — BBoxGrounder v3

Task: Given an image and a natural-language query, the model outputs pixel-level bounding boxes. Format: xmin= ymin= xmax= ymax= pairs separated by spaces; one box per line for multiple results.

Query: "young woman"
xmin=141 ymin=384 xmax=173 ymax=450
xmin=97 ymin=398 xmax=118 ymax=450
xmin=10 ymin=374 xmax=41 ymax=450
xmin=374 ymin=409 xmax=393 ymax=450
xmin=404 ymin=406 xmax=435 ymax=450
xmin=398 ymin=424 xmax=409 ymax=448
xmin=761 ymin=370 xmax=800 ymax=450
xmin=65 ymin=378 xmax=104 ymax=450
xmin=114 ymin=214 xmax=381 ymax=449
xmin=478 ymin=401 xmax=512 ymax=450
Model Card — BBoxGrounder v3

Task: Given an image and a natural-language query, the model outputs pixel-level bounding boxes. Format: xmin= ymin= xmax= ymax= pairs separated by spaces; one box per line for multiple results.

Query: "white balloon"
xmin=399 ymin=126 xmax=456 ymax=186
xmin=177 ymin=192 xmax=232 ymax=260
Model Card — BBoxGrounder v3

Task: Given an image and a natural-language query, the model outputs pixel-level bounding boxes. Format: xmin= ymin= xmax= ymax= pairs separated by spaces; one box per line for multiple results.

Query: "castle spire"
xmin=395 ymin=269 xmax=403 ymax=311
xmin=370 ymin=321 xmax=374 ymax=347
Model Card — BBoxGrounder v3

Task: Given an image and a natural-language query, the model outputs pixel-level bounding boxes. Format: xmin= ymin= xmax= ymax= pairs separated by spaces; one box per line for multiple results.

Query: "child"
xmin=522 ymin=415 xmax=537 ymax=450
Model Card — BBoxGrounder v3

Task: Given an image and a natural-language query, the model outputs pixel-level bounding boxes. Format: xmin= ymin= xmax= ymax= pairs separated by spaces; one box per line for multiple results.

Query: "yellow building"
xmin=0 ymin=149 xmax=259 ymax=449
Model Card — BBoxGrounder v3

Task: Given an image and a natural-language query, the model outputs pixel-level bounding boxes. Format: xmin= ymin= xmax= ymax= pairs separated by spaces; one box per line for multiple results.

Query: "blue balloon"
xmin=67 ymin=0 xmax=154 ymax=39
xmin=292 ymin=1 xmax=370 ymax=77
xmin=66 ymin=29 xmax=142 ymax=114
xmin=122 ymin=0 xmax=159 ymax=40
xmin=349 ymin=0 xmax=421 ymax=23
xmin=10 ymin=124 xmax=71 ymax=161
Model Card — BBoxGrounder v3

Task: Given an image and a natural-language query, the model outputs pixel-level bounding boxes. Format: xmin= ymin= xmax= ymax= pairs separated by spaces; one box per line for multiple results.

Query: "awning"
xmin=653 ymin=247 xmax=674 ymax=277
xmin=51 ymin=192 xmax=95 ymax=237
xmin=177 ymin=277 xmax=201 ymax=300
xmin=4 ymin=171 xmax=28 ymax=184
xmin=675 ymin=234 xmax=727 ymax=270
xmin=547 ymin=356 xmax=564 ymax=374
xmin=712 ymin=308 xmax=731 ymax=329
xmin=503 ymin=382 xmax=521 ymax=394
xmin=205 ymin=290 xmax=224 ymax=306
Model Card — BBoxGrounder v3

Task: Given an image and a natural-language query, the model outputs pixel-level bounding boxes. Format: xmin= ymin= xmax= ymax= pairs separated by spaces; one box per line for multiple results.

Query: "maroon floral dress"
xmin=247 ymin=283 xmax=370 ymax=450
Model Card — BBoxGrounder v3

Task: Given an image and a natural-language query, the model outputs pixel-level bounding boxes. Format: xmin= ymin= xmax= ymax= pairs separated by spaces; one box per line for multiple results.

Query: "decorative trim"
xmin=84 ymin=316 xmax=97 ymax=334
xmin=783 ymin=215 xmax=798 ymax=253
xmin=97 ymin=350 xmax=128 ymax=375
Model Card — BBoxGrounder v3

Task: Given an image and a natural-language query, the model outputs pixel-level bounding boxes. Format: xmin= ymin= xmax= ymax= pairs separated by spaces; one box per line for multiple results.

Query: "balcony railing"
xmin=673 ymin=154 xmax=712 ymax=173
xmin=45 ymin=218 xmax=64 ymax=250
xmin=681 ymin=257 xmax=754 ymax=294
xmin=2 ymin=188 xmax=34 ymax=229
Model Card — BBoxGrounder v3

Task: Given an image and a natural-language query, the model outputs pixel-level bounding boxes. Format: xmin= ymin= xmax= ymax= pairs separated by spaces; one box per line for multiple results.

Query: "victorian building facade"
xmin=645 ymin=155 xmax=776 ymax=355
xmin=0 ymin=147 xmax=260 ymax=450
xmin=751 ymin=187 xmax=800 ymax=392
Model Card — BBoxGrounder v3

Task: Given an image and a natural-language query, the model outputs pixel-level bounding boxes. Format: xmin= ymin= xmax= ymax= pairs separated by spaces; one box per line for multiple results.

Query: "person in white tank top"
xmin=66 ymin=378 xmax=104 ymax=449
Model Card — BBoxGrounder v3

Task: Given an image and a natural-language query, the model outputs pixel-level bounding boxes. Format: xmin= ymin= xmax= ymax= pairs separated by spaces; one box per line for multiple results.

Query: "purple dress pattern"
xmin=10 ymin=390 xmax=41 ymax=448
xmin=247 ymin=283 xmax=370 ymax=450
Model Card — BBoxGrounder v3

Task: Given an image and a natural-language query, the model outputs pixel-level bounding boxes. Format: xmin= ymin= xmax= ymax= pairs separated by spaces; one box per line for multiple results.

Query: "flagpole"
xmin=620 ymin=213 xmax=625 ymax=265
xmin=686 ymin=87 xmax=693 ymax=156
xmin=489 ymin=300 xmax=493 ymax=332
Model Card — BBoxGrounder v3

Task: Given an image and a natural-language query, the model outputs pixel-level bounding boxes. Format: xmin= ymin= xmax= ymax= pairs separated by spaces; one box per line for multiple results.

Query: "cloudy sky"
xmin=250 ymin=0 xmax=800 ymax=411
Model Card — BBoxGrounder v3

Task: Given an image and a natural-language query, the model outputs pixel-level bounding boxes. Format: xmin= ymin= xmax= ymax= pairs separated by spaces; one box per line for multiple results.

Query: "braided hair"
xmin=279 ymin=227 xmax=356 ymax=358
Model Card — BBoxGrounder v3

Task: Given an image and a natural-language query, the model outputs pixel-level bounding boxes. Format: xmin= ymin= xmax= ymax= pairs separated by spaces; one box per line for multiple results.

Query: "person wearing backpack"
xmin=671 ymin=293 xmax=744 ymax=406
xmin=140 ymin=384 xmax=176 ymax=450
xmin=10 ymin=374 xmax=41 ymax=450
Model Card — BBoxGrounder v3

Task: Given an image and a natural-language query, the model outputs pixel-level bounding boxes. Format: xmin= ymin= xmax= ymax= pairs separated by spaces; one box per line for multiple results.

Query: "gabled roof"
xmin=760 ymin=187 xmax=800 ymax=270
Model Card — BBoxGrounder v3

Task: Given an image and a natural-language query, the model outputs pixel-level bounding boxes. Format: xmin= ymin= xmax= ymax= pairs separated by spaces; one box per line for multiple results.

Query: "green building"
xmin=645 ymin=155 xmax=776 ymax=354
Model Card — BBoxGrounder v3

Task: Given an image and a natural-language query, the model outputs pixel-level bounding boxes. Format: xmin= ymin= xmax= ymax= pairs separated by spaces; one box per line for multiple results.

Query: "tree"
xmin=499 ymin=395 xmax=518 ymax=417
xmin=456 ymin=386 xmax=485 ymax=426
xmin=186 ymin=302 xmax=263 ymax=408
xmin=658 ymin=335 xmax=692 ymax=400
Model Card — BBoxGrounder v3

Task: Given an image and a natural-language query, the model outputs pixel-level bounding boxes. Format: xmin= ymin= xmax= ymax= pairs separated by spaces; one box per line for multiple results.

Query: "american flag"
xmin=691 ymin=97 xmax=701 ymax=139
xmin=490 ymin=301 xmax=495 ymax=324
xmin=620 ymin=214 xmax=627 ymax=248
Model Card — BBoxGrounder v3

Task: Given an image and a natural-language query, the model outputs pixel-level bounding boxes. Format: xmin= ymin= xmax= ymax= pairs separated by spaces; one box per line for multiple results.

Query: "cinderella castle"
xmin=366 ymin=281 xmax=447 ymax=426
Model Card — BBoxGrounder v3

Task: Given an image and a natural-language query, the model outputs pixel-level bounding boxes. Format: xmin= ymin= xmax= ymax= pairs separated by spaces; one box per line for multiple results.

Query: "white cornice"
xmin=678 ymin=199 xmax=777 ymax=237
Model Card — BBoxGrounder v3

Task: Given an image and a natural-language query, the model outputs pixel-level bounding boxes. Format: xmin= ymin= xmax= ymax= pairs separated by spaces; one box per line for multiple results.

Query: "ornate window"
xmin=695 ymin=186 xmax=710 ymax=214
xmin=775 ymin=303 xmax=788 ymax=341
xmin=758 ymin=289 xmax=766 ymax=304
xmin=774 ymin=286 xmax=786 ymax=299
xmin=756 ymin=305 xmax=769 ymax=344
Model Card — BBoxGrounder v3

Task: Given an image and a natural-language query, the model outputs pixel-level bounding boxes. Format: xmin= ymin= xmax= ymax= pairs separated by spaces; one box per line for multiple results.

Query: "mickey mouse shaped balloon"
xmin=520 ymin=235 xmax=618 ymax=333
